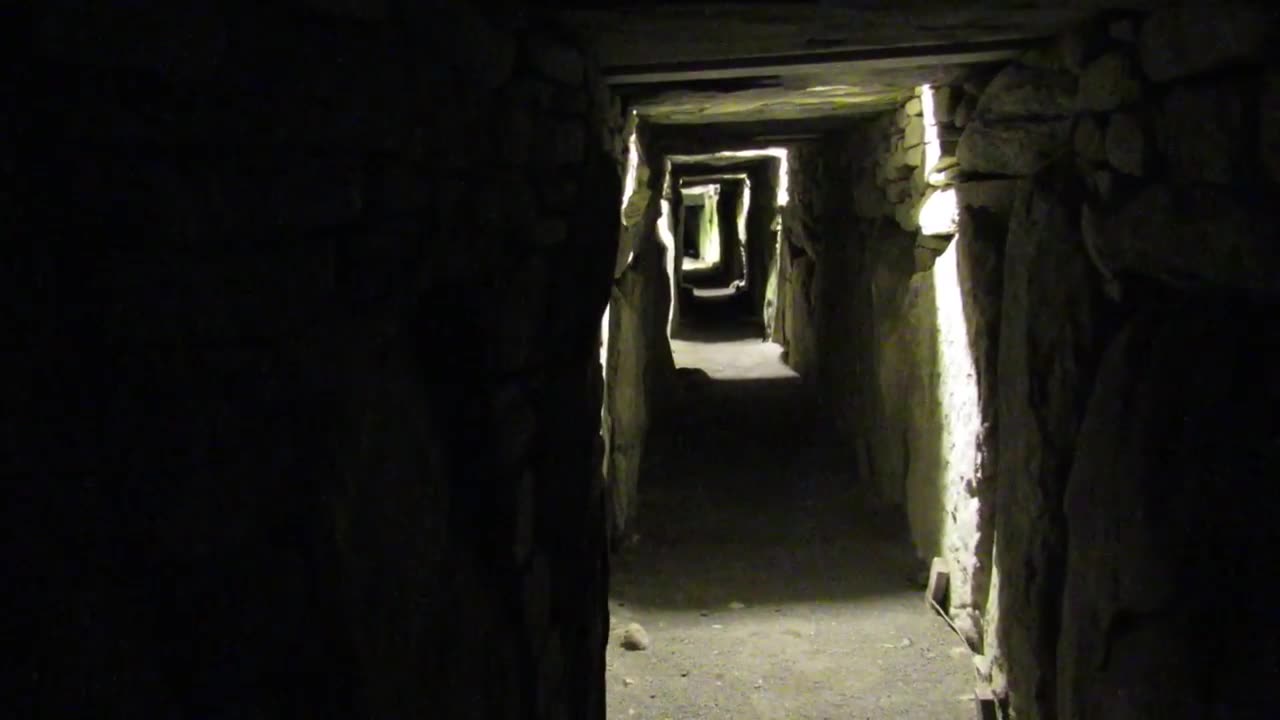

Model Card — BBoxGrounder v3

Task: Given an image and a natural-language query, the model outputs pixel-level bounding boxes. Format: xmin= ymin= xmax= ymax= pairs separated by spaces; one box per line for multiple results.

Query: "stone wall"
xmin=602 ymin=148 xmax=780 ymax=545
xmin=780 ymin=111 xmax=1002 ymax=647
xmin=9 ymin=3 xmax=623 ymax=718
xmin=965 ymin=9 xmax=1280 ymax=717
xmin=1056 ymin=299 xmax=1280 ymax=720
xmin=782 ymin=5 xmax=1280 ymax=719
xmin=778 ymin=143 xmax=825 ymax=376
xmin=747 ymin=157 xmax=783 ymax=326
xmin=715 ymin=179 xmax=745 ymax=285
xmin=602 ymin=121 xmax=676 ymax=546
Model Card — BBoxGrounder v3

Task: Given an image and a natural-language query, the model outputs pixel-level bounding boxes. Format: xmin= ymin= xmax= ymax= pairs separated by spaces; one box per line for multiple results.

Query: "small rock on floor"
xmin=621 ymin=622 xmax=650 ymax=651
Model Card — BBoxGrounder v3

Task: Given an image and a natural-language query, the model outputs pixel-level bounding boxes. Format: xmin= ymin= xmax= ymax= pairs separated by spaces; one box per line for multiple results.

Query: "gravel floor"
xmin=606 ymin=315 xmax=976 ymax=719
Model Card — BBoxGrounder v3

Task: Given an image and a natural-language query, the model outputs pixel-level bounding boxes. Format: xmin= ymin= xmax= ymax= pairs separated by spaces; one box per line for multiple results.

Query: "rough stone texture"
xmin=771 ymin=17 xmax=1280 ymax=720
xmin=746 ymin=159 xmax=784 ymax=324
xmin=1105 ymin=111 xmax=1147 ymax=176
xmin=783 ymin=249 xmax=819 ymax=373
xmin=1138 ymin=5 xmax=1274 ymax=83
xmin=777 ymin=124 xmax=1003 ymax=653
xmin=1087 ymin=183 xmax=1280 ymax=295
xmin=780 ymin=144 xmax=824 ymax=378
xmin=955 ymin=62 xmax=1076 ymax=178
xmin=894 ymin=199 xmax=919 ymax=233
xmin=933 ymin=86 xmax=958 ymax=123
xmin=602 ymin=124 xmax=676 ymax=548
xmin=974 ymin=64 xmax=1077 ymax=121
xmin=954 ymin=93 xmax=976 ymax=129
xmin=995 ymin=174 xmax=1111 ymax=720
xmin=1057 ymin=301 xmax=1280 ymax=719
xmin=899 ymin=224 xmax=1002 ymax=642
xmin=620 ymin=622 xmax=651 ymax=651
xmin=19 ymin=8 xmax=1280 ymax=720
xmin=902 ymin=143 xmax=925 ymax=169
xmin=1087 ymin=169 xmax=1115 ymax=203
xmin=1076 ymin=51 xmax=1142 ymax=112
xmin=904 ymin=115 xmax=925 ymax=148
xmin=958 ymin=118 xmax=1072 ymax=176
xmin=1160 ymin=82 xmax=1244 ymax=185
xmin=603 ymin=227 xmax=668 ymax=544
xmin=854 ymin=171 xmax=890 ymax=218
xmin=12 ymin=5 xmax=620 ymax=718
xmin=605 ymin=145 xmax=782 ymax=541
xmin=956 ymin=180 xmax=1019 ymax=216
xmin=1072 ymin=114 xmax=1107 ymax=167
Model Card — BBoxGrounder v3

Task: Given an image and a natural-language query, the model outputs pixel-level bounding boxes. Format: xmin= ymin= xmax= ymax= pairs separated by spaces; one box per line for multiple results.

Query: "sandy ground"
xmin=606 ymin=308 xmax=975 ymax=719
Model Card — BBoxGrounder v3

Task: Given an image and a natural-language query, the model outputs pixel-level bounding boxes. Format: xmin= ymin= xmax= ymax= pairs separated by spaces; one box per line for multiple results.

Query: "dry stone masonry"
xmin=772 ymin=5 xmax=1280 ymax=719
xmin=9 ymin=3 xmax=1280 ymax=720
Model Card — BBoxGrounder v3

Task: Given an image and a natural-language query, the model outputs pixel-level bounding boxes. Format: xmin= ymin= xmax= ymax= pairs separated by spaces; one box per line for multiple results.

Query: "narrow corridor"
xmin=605 ymin=299 xmax=974 ymax=719
xmin=18 ymin=5 xmax=1280 ymax=717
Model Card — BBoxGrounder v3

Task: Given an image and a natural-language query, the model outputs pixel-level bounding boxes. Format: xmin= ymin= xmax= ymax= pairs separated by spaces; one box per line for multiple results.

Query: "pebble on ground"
xmin=621 ymin=622 xmax=650 ymax=651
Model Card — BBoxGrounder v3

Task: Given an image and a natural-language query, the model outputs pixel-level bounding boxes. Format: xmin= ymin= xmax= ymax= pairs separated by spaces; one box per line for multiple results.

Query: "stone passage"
xmin=606 ymin=306 xmax=974 ymax=719
xmin=10 ymin=3 xmax=1280 ymax=719
xmin=597 ymin=5 xmax=1280 ymax=719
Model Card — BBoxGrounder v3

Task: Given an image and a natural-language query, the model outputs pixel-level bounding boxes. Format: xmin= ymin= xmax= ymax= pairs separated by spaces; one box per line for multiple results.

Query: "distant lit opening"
xmin=680 ymin=183 xmax=722 ymax=271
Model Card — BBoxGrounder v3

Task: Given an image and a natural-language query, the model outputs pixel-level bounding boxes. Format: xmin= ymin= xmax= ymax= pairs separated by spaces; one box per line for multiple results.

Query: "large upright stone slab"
xmin=1057 ymin=302 xmax=1280 ymax=719
xmin=957 ymin=119 xmax=1071 ymax=177
xmin=1087 ymin=183 xmax=1280 ymax=294
xmin=996 ymin=175 xmax=1108 ymax=720
xmin=1105 ymin=112 xmax=1147 ymax=176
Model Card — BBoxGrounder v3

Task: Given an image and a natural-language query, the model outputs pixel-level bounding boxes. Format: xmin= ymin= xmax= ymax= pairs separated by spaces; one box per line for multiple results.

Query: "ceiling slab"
xmin=603 ymin=32 xmax=1032 ymax=123
xmin=679 ymin=174 xmax=750 ymax=186
xmin=561 ymin=2 xmax=1159 ymax=127
xmin=605 ymin=39 xmax=1032 ymax=84
xmin=650 ymin=116 xmax=866 ymax=154
xmin=560 ymin=3 xmax=1096 ymax=69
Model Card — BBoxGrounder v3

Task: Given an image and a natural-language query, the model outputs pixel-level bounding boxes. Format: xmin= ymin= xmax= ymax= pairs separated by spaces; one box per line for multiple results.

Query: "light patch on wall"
xmin=917 ymin=85 xmax=957 ymax=235
xmin=600 ymin=301 xmax=610 ymax=370
xmin=658 ymin=161 xmax=678 ymax=336
xmin=776 ymin=149 xmax=790 ymax=207
xmin=918 ymin=188 xmax=958 ymax=237
xmin=738 ymin=176 xmax=751 ymax=285
xmin=920 ymin=82 xmax=984 ymax=639
xmin=920 ymin=85 xmax=942 ymax=180
xmin=619 ymin=113 xmax=641 ymax=227
xmin=929 ymin=233 xmax=984 ymax=634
